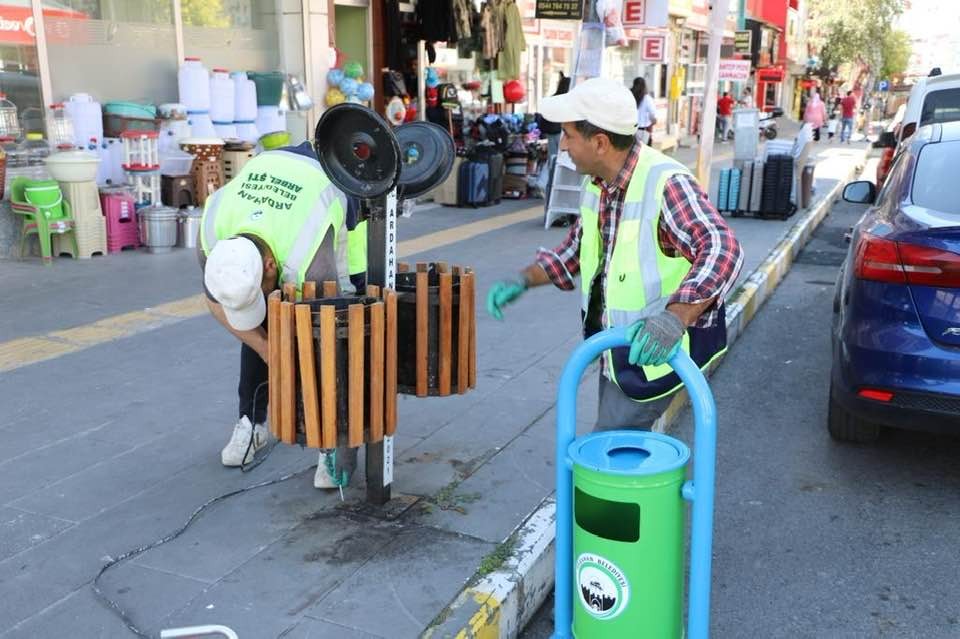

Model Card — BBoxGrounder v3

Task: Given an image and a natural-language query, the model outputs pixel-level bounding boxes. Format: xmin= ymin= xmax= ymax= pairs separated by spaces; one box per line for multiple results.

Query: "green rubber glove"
xmin=486 ymin=278 xmax=527 ymax=321
xmin=625 ymin=310 xmax=686 ymax=367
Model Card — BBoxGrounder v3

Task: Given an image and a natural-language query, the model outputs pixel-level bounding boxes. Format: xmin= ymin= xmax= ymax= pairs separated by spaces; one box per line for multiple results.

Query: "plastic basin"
xmin=45 ymin=151 xmax=100 ymax=182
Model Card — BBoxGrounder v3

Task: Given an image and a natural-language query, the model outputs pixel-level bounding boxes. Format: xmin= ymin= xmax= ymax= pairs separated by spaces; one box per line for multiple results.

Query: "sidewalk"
xmin=0 ymin=134 xmax=868 ymax=638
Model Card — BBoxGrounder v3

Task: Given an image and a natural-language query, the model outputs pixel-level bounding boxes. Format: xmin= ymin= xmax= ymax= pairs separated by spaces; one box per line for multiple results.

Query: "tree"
xmin=808 ymin=0 xmax=906 ymax=81
xmin=879 ymin=29 xmax=911 ymax=81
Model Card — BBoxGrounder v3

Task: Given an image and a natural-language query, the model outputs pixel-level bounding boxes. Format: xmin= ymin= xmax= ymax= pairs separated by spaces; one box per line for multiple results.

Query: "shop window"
xmin=182 ymin=0 xmax=280 ymax=73
xmin=0 ymin=5 xmax=45 ymax=129
xmin=334 ymin=4 xmax=369 ymax=79
xmin=44 ymin=1 xmax=178 ymax=104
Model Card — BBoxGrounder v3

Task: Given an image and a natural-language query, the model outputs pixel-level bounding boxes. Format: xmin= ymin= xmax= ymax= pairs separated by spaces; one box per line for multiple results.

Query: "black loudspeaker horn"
xmin=395 ymin=121 xmax=456 ymax=200
xmin=314 ymin=103 xmax=401 ymax=199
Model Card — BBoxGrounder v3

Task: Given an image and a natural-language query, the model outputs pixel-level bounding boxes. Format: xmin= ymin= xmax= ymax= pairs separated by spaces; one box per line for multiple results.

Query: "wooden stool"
xmin=161 ymin=174 xmax=196 ymax=208
xmin=191 ymin=159 xmax=224 ymax=207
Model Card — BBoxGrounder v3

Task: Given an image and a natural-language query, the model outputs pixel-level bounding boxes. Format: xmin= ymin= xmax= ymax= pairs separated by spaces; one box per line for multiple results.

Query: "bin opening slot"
xmin=574 ymin=487 xmax=640 ymax=543
xmin=606 ymin=445 xmax=650 ymax=470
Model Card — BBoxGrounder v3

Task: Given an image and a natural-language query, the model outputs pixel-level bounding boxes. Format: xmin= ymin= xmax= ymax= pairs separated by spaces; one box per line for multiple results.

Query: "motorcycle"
xmin=724 ymin=106 xmax=784 ymax=141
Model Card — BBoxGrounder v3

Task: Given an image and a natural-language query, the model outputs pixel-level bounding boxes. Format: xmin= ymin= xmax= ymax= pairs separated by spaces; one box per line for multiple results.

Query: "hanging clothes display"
xmin=452 ymin=0 xmax=472 ymax=41
xmin=481 ymin=0 xmax=506 ymax=62
xmin=497 ymin=0 xmax=526 ymax=80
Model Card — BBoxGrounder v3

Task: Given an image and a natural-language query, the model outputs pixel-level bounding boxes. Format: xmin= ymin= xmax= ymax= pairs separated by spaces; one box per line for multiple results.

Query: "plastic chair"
xmin=10 ymin=177 xmax=78 ymax=264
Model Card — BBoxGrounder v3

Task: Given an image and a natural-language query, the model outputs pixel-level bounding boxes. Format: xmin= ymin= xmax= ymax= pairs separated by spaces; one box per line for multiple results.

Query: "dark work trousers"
xmin=238 ymin=317 xmax=269 ymax=424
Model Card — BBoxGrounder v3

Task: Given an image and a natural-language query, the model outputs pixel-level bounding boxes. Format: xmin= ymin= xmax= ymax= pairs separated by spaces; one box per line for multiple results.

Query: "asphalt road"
xmin=522 ymin=196 xmax=960 ymax=638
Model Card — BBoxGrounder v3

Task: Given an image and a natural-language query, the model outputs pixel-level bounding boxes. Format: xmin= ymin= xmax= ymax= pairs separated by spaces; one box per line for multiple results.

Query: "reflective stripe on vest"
xmin=199 ymin=149 xmax=346 ymax=290
xmin=347 ymin=220 xmax=368 ymax=276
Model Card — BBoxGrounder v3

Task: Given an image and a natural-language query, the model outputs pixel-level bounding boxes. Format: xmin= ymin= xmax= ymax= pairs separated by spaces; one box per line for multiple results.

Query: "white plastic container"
xmin=231 ymin=71 xmax=258 ymax=122
xmin=213 ymin=122 xmax=238 ymax=139
xmin=159 ymin=150 xmax=195 ymax=176
xmin=209 ymin=68 xmax=235 ymax=124
xmin=104 ymin=137 xmax=126 ymax=185
xmin=178 ymin=57 xmax=211 ymax=112
xmin=255 ymin=106 xmax=286 ymax=136
xmin=234 ymin=122 xmax=260 ymax=144
xmin=64 ymin=93 xmax=102 ymax=147
xmin=188 ymin=111 xmax=217 ymax=138
xmin=158 ymin=120 xmax=192 ymax=154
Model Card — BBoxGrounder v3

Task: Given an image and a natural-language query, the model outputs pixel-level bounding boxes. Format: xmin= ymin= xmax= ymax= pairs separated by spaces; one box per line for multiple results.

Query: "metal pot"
xmin=138 ymin=205 xmax=179 ymax=253
xmin=177 ymin=206 xmax=203 ymax=249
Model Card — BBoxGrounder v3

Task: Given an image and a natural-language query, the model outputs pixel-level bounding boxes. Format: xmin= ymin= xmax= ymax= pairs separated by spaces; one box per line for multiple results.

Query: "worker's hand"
xmin=486 ymin=278 xmax=527 ymax=321
xmin=625 ymin=310 xmax=686 ymax=367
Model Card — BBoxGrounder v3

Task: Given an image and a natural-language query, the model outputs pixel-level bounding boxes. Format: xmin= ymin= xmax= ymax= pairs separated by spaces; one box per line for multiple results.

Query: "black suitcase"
xmin=469 ymin=146 xmax=504 ymax=205
xmin=760 ymin=154 xmax=795 ymax=219
xmin=457 ymin=161 xmax=489 ymax=207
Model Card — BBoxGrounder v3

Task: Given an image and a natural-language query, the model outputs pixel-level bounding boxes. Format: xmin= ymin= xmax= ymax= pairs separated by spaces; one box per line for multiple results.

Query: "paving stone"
xmin=2 ymin=586 xmax=136 ymax=639
xmin=305 ymin=526 xmax=494 ymax=638
xmin=0 ymin=506 xmax=74 ymax=562
xmin=286 ymin=616 xmax=387 ymax=638
xmin=157 ymin=513 xmax=401 ymax=637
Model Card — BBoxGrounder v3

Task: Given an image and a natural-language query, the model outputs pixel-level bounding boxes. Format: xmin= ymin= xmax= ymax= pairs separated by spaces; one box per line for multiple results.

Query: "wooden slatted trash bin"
xmin=395 ymin=262 xmax=477 ymax=397
xmin=267 ymin=282 xmax=397 ymax=449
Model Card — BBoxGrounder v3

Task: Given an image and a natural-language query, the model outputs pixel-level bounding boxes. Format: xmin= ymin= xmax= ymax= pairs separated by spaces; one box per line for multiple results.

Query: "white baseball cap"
xmin=539 ymin=77 xmax=639 ymax=137
xmin=204 ymin=237 xmax=266 ymax=331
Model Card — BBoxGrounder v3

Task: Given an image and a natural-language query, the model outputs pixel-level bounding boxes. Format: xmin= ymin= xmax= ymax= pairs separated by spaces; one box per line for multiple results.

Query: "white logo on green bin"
xmin=576 ymin=553 xmax=630 ymax=619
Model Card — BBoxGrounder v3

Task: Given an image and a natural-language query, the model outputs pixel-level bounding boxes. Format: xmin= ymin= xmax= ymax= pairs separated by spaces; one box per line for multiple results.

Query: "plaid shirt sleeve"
xmin=658 ymin=173 xmax=744 ymax=327
xmin=535 ymin=216 xmax=582 ymax=291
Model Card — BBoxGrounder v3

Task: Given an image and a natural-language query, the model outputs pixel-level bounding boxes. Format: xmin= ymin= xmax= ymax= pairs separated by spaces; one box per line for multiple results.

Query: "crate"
xmin=103 ymin=113 xmax=159 ymax=139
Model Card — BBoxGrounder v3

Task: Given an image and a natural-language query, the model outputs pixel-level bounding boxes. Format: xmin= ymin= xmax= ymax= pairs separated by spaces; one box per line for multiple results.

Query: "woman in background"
xmin=804 ymin=91 xmax=828 ymax=142
xmin=631 ymin=77 xmax=657 ymax=145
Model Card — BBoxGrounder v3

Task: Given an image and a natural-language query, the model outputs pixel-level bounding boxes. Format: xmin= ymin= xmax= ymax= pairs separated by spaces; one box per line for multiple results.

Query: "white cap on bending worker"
xmin=538 ymin=77 xmax=639 ymax=136
xmin=204 ymin=237 xmax=267 ymax=332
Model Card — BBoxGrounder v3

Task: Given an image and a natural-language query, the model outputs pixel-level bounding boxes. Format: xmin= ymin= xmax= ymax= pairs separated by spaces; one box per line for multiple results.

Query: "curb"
xmin=422 ymin=148 xmax=869 ymax=639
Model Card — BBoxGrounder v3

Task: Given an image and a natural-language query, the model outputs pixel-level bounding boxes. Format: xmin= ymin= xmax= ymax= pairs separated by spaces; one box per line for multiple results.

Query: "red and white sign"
xmin=622 ymin=0 xmax=646 ymax=26
xmin=542 ymin=22 xmax=576 ymax=48
xmin=641 ymin=35 xmax=665 ymax=62
xmin=718 ymin=59 xmax=751 ymax=82
xmin=0 ymin=6 xmax=87 ymax=45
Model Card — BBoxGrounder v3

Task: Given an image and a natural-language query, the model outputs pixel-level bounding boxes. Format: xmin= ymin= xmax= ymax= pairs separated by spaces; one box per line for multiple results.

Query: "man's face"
xmin=560 ymin=122 xmax=601 ymax=176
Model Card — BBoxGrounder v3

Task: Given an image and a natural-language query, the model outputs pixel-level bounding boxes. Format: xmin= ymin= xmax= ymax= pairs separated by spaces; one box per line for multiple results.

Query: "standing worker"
xmin=487 ymin=78 xmax=743 ymax=430
xmin=199 ymin=141 xmax=364 ymax=489
xmin=716 ymin=91 xmax=734 ymax=142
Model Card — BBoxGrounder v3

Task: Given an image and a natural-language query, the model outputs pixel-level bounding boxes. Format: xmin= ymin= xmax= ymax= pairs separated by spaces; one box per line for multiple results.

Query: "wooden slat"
xmin=397 ymin=262 xmax=410 ymax=273
xmin=302 ymin=281 xmax=317 ymax=300
xmin=466 ymin=269 xmax=477 ymax=389
xmin=319 ymin=305 xmax=337 ymax=449
xmin=457 ymin=271 xmax=470 ymax=395
xmin=322 ymin=280 xmax=337 ymax=297
xmin=267 ymin=292 xmax=282 ymax=439
xmin=438 ymin=271 xmax=453 ymax=396
xmin=415 ymin=268 xmax=429 ymax=397
xmin=347 ymin=303 xmax=365 ymax=448
xmin=385 ymin=289 xmax=398 ymax=435
xmin=283 ymin=282 xmax=297 ymax=302
xmin=368 ymin=302 xmax=384 ymax=443
xmin=436 ymin=261 xmax=448 ymax=273
xmin=416 ymin=262 xmax=428 ymax=273
xmin=366 ymin=284 xmax=381 ymax=298
xmin=295 ymin=304 xmax=321 ymax=448
xmin=280 ymin=301 xmax=297 ymax=444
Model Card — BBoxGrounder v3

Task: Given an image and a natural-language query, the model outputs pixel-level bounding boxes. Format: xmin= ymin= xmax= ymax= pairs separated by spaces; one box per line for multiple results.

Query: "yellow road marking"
xmin=0 ymin=205 xmax=542 ymax=373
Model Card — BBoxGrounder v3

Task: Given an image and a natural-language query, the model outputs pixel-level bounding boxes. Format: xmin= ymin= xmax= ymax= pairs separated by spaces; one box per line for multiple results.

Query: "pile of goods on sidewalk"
xmin=8 ymin=57 xmax=305 ymax=262
xmin=710 ymin=109 xmax=817 ymax=220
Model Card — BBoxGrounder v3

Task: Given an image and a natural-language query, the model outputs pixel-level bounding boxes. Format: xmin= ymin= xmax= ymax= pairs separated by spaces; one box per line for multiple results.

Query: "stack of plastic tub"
xmin=255 ymin=106 xmax=286 ymax=138
xmin=179 ymin=57 xmax=217 ymax=138
xmin=64 ymin=93 xmax=102 ymax=148
xmin=231 ymin=71 xmax=259 ymax=143
xmin=210 ymin=68 xmax=238 ymax=139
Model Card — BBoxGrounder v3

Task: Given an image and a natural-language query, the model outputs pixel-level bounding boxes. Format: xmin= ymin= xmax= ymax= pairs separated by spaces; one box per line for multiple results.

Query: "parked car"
xmin=874 ymin=104 xmax=905 ymax=189
xmin=829 ymin=121 xmax=960 ymax=442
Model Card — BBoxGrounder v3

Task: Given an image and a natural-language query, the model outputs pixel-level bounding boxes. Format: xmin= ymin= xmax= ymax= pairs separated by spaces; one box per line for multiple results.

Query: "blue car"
xmin=830 ymin=121 xmax=960 ymax=442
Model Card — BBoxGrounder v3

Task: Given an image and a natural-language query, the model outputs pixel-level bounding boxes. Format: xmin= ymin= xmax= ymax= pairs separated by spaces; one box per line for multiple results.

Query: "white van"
xmin=898 ymin=70 xmax=960 ymax=143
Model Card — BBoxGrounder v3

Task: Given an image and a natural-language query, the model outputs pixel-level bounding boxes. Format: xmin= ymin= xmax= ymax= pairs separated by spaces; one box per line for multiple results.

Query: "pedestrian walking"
xmin=486 ymin=78 xmax=743 ymax=430
xmin=804 ymin=91 xmax=827 ymax=141
xmin=631 ymin=77 xmax=657 ymax=146
xmin=827 ymin=111 xmax=839 ymax=141
xmin=199 ymin=142 xmax=365 ymax=489
xmin=716 ymin=91 xmax=734 ymax=141
xmin=840 ymin=90 xmax=857 ymax=143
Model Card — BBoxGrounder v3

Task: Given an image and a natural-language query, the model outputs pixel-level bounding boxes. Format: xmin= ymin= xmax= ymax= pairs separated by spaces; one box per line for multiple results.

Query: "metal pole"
xmin=417 ymin=40 xmax=427 ymax=122
xmin=695 ymin=0 xmax=732 ymax=189
xmin=364 ymin=188 xmax=397 ymax=505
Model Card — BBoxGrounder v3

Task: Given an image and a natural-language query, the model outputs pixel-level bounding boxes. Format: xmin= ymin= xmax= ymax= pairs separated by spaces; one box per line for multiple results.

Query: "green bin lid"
xmin=568 ymin=431 xmax=689 ymax=476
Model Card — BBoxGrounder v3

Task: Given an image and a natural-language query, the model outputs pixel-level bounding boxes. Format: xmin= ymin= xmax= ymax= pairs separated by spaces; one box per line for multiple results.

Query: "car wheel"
xmin=828 ymin=383 xmax=881 ymax=443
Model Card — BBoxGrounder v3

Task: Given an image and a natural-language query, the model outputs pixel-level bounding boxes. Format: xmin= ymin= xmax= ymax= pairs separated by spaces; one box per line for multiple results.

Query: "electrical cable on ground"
xmin=92 ymin=381 xmax=315 ymax=637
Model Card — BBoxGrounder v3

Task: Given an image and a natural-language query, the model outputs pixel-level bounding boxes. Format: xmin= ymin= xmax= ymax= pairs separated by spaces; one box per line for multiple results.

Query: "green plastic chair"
xmin=10 ymin=177 xmax=78 ymax=264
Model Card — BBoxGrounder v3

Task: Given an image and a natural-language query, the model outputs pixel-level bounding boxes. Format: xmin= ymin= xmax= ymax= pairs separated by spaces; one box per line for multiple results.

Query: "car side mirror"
xmin=872 ymin=131 xmax=897 ymax=148
xmin=842 ymin=180 xmax=877 ymax=204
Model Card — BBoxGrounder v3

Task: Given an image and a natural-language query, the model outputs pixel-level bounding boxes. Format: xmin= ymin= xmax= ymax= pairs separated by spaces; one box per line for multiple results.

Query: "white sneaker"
xmin=221 ymin=416 xmax=268 ymax=467
xmin=314 ymin=447 xmax=357 ymax=489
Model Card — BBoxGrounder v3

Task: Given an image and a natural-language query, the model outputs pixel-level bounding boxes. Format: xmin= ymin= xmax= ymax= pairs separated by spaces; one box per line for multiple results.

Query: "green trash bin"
xmin=569 ymin=430 xmax=691 ymax=638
